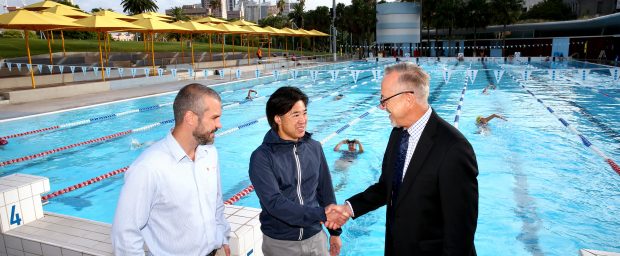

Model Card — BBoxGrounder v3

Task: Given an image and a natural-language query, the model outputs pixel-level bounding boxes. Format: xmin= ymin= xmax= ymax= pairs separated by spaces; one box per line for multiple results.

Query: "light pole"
xmin=332 ymin=0 xmax=337 ymax=61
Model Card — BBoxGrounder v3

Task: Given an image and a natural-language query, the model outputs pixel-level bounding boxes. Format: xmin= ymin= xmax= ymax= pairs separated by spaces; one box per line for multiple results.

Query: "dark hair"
xmin=173 ymin=83 xmax=221 ymax=125
xmin=266 ymin=86 xmax=308 ymax=131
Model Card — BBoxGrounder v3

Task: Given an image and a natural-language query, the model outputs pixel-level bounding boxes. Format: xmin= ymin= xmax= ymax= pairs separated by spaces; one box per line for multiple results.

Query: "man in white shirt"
xmin=112 ymin=83 xmax=231 ymax=256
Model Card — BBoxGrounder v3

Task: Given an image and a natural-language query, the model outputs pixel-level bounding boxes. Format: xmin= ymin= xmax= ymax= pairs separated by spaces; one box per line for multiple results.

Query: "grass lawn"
xmin=0 ymin=38 xmax=327 ymax=59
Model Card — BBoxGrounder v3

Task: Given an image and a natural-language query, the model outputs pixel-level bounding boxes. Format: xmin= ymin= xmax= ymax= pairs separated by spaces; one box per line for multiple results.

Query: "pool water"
xmin=0 ymin=60 xmax=618 ymax=255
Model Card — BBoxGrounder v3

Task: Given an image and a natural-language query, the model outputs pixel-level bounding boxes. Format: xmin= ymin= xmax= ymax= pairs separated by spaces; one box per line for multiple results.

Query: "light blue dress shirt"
xmin=112 ymin=133 xmax=230 ymax=256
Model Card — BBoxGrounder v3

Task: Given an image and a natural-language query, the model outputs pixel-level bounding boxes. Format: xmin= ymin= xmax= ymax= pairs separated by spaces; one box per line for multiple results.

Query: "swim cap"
xmin=0 ymin=138 xmax=7 ymax=145
xmin=475 ymin=116 xmax=482 ymax=124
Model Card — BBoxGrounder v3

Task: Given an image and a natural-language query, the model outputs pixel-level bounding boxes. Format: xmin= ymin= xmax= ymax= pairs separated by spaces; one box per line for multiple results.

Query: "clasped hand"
xmin=324 ymin=204 xmax=351 ymax=229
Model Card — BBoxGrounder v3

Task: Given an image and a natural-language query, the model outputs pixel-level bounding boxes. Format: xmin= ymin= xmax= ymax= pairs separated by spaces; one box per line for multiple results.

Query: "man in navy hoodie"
xmin=249 ymin=86 xmax=348 ymax=256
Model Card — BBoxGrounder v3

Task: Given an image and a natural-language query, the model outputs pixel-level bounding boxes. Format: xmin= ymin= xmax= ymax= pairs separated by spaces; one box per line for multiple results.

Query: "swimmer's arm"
xmin=355 ymin=140 xmax=364 ymax=153
xmin=334 ymin=140 xmax=346 ymax=152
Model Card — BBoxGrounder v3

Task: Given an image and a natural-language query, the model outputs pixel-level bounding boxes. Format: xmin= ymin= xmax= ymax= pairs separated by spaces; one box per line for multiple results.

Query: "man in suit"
xmin=326 ymin=62 xmax=479 ymax=255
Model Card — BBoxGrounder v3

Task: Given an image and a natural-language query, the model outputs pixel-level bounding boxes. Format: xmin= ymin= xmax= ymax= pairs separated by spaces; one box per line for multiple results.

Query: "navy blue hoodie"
xmin=249 ymin=130 xmax=341 ymax=241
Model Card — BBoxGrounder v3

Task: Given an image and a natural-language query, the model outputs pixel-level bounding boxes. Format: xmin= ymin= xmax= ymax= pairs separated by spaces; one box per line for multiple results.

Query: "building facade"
xmin=376 ymin=2 xmax=421 ymax=45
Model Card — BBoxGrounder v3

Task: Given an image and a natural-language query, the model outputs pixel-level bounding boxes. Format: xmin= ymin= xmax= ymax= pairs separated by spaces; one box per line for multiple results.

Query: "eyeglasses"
xmin=379 ymin=91 xmax=415 ymax=107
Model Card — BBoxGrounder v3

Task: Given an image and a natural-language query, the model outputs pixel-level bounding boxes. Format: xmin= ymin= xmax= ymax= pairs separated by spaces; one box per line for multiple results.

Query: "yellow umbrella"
xmin=309 ymin=29 xmax=329 ymax=36
xmin=172 ymin=21 xmax=222 ymax=68
xmin=279 ymin=28 xmax=304 ymax=54
xmin=213 ymin=23 xmax=250 ymax=67
xmin=144 ymin=11 xmax=173 ymax=19
xmin=230 ymin=19 xmax=257 ymax=26
xmin=93 ymin=10 xmax=138 ymax=22
xmin=39 ymin=12 xmax=78 ymax=61
xmin=131 ymin=18 xmax=189 ymax=75
xmin=24 ymin=0 xmax=80 ymax=11
xmin=130 ymin=13 xmax=168 ymax=21
xmin=195 ymin=16 xmax=228 ymax=24
xmin=43 ymin=5 xmax=89 ymax=18
xmin=237 ymin=25 xmax=270 ymax=64
xmin=296 ymin=29 xmax=319 ymax=53
xmin=263 ymin=26 xmax=288 ymax=55
xmin=73 ymin=15 xmax=144 ymax=80
xmin=0 ymin=9 xmax=81 ymax=88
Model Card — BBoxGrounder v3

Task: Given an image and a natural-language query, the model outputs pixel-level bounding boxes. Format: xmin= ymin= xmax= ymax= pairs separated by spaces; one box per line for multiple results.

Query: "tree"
xmin=465 ymin=0 xmax=491 ymax=54
xmin=169 ymin=7 xmax=190 ymax=21
xmin=91 ymin=7 xmax=114 ymax=13
xmin=277 ymin=0 xmax=286 ymax=15
xmin=304 ymin=6 xmax=331 ymax=51
xmin=209 ymin=0 xmax=221 ymax=15
xmin=420 ymin=0 xmax=437 ymax=56
xmin=121 ymin=0 xmax=158 ymax=15
xmin=521 ymin=0 xmax=575 ymax=21
xmin=490 ymin=0 xmax=524 ymax=56
xmin=289 ymin=0 xmax=305 ymax=28
xmin=259 ymin=15 xmax=290 ymax=28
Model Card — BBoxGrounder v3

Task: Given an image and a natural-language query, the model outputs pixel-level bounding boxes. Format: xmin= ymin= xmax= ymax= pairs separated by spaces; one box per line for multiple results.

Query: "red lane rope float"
xmin=41 ymin=166 xmax=129 ymax=201
xmin=1 ymin=125 xmax=60 ymax=140
xmin=0 ymin=130 xmax=131 ymax=167
xmin=607 ymin=159 xmax=620 ymax=175
xmin=224 ymin=185 xmax=255 ymax=205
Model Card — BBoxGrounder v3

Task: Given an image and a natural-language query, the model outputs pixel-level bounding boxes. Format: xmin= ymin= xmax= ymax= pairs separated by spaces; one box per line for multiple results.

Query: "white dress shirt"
xmin=112 ymin=133 xmax=230 ymax=256
xmin=402 ymin=106 xmax=432 ymax=180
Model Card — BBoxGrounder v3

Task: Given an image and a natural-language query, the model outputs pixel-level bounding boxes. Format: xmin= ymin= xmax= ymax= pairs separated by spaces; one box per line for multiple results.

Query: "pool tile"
xmin=4 ymin=235 xmax=23 ymax=250
xmin=40 ymin=244 xmax=61 ymax=256
xmin=6 ymin=247 xmax=24 ymax=256
xmin=22 ymin=239 xmax=42 ymax=255
xmin=59 ymin=248 xmax=81 ymax=256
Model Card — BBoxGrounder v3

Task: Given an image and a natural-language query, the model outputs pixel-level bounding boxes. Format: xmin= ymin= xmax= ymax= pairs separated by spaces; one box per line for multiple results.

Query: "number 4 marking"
xmin=10 ymin=205 xmax=21 ymax=226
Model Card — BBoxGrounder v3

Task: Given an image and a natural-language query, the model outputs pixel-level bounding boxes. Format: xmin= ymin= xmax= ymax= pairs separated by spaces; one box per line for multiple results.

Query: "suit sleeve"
xmin=346 ymin=129 xmax=398 ymax=218
xmin=438 ymin=139 xmax=478 ymax=255
xmin=249 ymin=148 xmax=327 ymax=227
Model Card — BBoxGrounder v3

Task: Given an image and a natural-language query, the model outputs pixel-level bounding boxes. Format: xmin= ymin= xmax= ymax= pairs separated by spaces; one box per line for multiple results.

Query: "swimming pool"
xmin=0 ymin=59 xmax=618 ymax=255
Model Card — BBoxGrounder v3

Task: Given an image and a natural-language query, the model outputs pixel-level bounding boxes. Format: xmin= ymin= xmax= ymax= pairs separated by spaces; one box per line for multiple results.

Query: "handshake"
xmin=324 ymin=204 xmax=353 ymax=229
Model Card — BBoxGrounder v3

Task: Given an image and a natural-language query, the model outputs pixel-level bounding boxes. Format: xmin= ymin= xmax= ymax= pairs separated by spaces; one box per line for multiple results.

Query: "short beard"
xmin=193 ymin=123 xmax=217 ymax=145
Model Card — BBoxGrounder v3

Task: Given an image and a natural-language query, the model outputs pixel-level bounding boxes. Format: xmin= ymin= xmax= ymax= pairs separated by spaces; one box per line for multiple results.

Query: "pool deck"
xmin=0 ymin=60 xmax=341 ymax=121
xmin=0 ymin=65 xmax=274 ymax=121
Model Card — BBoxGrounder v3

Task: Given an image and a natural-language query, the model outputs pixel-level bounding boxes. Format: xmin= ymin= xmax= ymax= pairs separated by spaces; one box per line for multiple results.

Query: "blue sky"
xmin=18 ymin=0 xmax=351 ymax=15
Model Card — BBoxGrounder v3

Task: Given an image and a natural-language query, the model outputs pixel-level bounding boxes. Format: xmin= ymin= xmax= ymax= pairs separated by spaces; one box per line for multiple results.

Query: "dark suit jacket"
xmin=348 ymin=110 xmax=478 ymax=256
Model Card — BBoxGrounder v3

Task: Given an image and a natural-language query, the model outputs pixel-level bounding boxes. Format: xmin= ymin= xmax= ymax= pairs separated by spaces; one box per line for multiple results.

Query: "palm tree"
xmin=490 ymin=0 xmax=524 ymax=56
xmin=209 ymin=0 xmax=221 ymax=15
xmin=121 ymin=0 xmax=158 ymax=15
xmin=277 ymin=0 xmax=286 ymax=15
xmin=170 ymin=7 xmax=189 ymax=21
xmin=466 ymin=0 xmax=490 ymax=55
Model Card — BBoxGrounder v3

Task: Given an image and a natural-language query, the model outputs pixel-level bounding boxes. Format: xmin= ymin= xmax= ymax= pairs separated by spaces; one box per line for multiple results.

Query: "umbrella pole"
xmin=97 ymin=32 xmax=105 ymax=81
xmin=25 ymin=30 xmax=36 ymax=89
xmin=247 ymin=34 xmax=250 ymax=65
xmin=232 ymin=34 xmax=235 ymax=62
xmin=209 ymin=34 xmax=213 ymax=62
xmin=61 ymin=30 xmax=66 ymax=57
xmin=222 ymin=34 xmax=226 ymax=68
xmin=180 ymin=35 xmax=185 ymax=65
xmin=268 ymin=35 xmax=271 ymax=61
xmin=107 ymin=32 xmax=111 ymax=60
xmin=46 ymin=31 xmax=53 ymax=65
xmin=104 ymin=33 xmax=109 ymax=67
xmin=143 ymin=33 xmax=147 ymax=52
xmin=190 ymin=34 xmax=195 ymax=70
xmin=151 ymin=32 xmax=155 ymax=76
xmin=51 ymin=30 xmax=54 ymax=44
